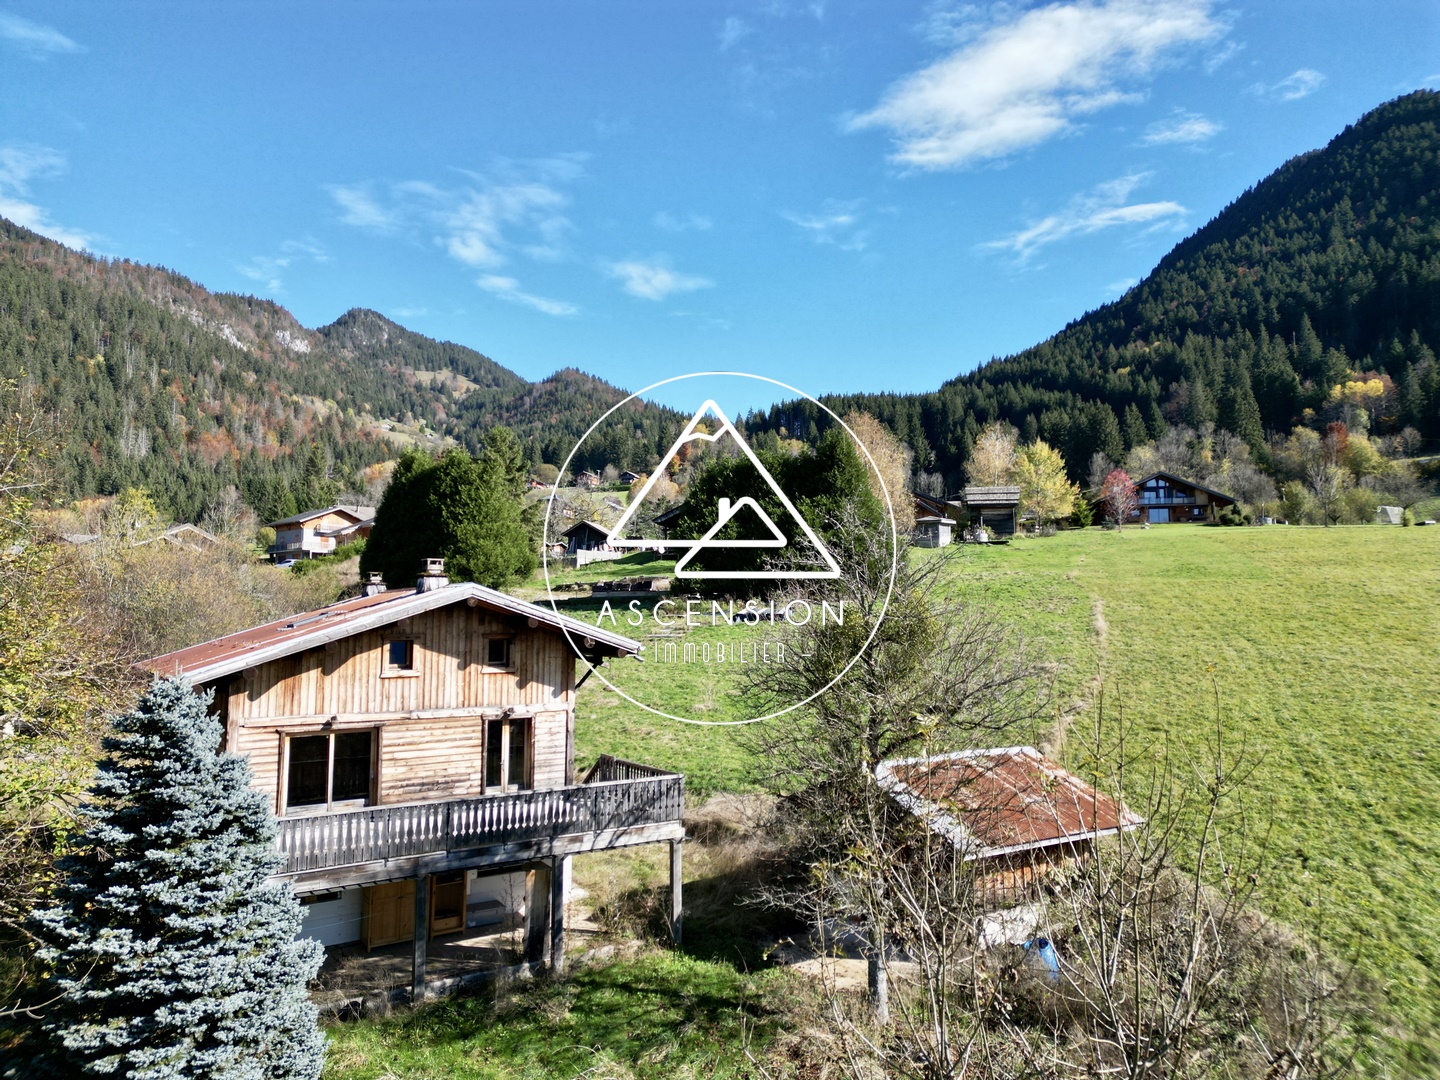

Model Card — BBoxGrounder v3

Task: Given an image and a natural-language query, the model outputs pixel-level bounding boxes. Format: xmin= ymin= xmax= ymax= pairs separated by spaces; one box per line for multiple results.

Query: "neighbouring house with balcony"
xmin=140 ymin=560 xmax=683 ymax=1003
xmin=267 ymin=504 xmax=376 ymax=562
xmin=1131 ymin=471 xmax=1237 ymax=523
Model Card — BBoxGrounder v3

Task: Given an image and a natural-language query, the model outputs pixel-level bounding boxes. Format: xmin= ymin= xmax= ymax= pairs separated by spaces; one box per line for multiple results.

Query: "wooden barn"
xmin=876 ymin=747 xmax=1142 ymax=904
xmin=141 ymin=559 xmax=683 ymax=1001
xmin=962 ymin=486 xmax=1020 ymax=537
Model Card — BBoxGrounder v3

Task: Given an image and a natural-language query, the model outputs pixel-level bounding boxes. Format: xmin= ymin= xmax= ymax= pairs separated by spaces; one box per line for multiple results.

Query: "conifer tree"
xmin=30 ymin=678 xmax=324 ymax=1080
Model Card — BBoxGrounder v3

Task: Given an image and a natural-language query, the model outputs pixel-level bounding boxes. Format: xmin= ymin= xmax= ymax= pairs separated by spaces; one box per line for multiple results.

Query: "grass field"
xmin=564 ymin=524 xmax=1440 ymax=1069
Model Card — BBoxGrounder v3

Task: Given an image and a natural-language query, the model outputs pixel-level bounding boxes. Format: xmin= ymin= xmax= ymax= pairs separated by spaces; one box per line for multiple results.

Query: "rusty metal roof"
xmin=876 ymin=747 xmax=1143 ymax=860
xmin=140 ymin=581 xmax=642 ymax=684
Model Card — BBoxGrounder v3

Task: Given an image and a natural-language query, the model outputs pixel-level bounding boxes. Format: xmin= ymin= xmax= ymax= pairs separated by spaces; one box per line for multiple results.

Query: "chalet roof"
xmin=915 ymin=515 xmax=956 ymax=525
xmin=140 ymin=581 xmax=642 ymax=684
xmin=133 ymin=523 xmax=223 ymax=550
xmin=962 ymin=486 xmax=1021 ymax=508
xmin=652 ymin=504 xmax=686 ymax=526
xmin=914 ymin=493 xmax=964 ymax=517
xmin=561 ymin=519 xmax=611 ymax=538
xmin=1135 ymin=471 xmax=1236 ymax=503
xmin=267 ymin=504 xmax=373 ymax=529
xmin=876 ymin=747 xmax=1143 ymax=860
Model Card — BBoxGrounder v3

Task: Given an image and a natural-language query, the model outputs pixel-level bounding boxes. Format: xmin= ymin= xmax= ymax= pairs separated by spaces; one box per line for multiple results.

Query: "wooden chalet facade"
xmin=1132 ymin=471 xmax=1236 ymax=523
xmin=142 ymin=562 xmax=683 ymax=1001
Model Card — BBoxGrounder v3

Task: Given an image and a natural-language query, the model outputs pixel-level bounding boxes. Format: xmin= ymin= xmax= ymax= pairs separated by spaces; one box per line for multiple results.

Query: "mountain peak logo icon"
xmin=606 ymin=400 xmax=841 ymax=579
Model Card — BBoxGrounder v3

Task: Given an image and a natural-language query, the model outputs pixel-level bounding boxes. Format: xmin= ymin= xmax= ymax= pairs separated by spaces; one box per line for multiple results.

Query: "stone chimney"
xmin=416 ymin=557 xmax=449 ymax=592
xmin=361 ymin=572 xmax=386 ymax=597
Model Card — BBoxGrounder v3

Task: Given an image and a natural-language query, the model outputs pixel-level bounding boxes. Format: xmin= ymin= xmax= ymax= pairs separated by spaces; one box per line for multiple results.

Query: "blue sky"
xmin=1 ymin=2 xmax=1436 ymax=411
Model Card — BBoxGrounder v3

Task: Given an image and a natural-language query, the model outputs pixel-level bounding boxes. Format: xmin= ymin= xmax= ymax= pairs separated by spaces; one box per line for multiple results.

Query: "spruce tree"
xmin=30 ymin=678 xmax=324 ymax=1080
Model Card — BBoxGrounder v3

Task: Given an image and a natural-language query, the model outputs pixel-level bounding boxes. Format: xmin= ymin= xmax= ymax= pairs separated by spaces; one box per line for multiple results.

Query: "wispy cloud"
xmin=1106 ymin=276 xmax=1139 ymax=294
xmin=1202 ymin=39 xmax=1242 ymax=74
xmin=653 ymin=210 xmax=713 ymax=233
xmin=0 ymin=143 xmax=93 ymax=250
xmin=478 ymin=275 xmax=578 ymax=317
xmin=783 ymin=199 xmax=868 ymax=251
xmin=1141 ymin=109 xmax=1222 ymax=145
xmin=607 ymin=258 xmax=713 ymax=301
xmin=236 ymin=239 xmax=329 ymax=293
xmin=849 ymin=0 xmax=1226 ymax=170
xmin=0 ymin=11 xmax=82 ymax=58
xmin=984 ymin=173 xmax=1186 ymax=261
xmin=1250 ymin=68 xmax=1325 ymax=102
xmin=719 ymin=16 xmax=753 ymax=51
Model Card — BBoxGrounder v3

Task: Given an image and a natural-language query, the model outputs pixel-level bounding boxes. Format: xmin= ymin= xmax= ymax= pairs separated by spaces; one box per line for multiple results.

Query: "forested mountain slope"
xmin=0 ymin=221 xmax=675 ymax=521
xmin=751 ymin=91 xmax=1440 ymax=487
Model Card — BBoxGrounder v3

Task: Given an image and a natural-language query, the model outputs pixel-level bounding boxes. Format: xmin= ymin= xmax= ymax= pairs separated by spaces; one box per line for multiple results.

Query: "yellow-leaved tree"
xmin=967 ymin=421 xmax=1018 ymax=486
xmin=1015 ymin=439 xmax=1078 ymax=529
xmin=842 ymin=411 xmax=914 ymax=532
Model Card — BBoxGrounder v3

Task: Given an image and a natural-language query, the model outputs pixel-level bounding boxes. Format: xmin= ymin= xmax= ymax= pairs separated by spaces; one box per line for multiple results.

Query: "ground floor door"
xmin=362 ymin=880 xmax=414 ymax=949
xmin=1148 ymin=508 xmax=1170 ymax=523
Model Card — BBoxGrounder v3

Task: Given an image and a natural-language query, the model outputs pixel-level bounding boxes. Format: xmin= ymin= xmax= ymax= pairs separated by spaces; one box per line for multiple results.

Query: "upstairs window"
xmin=485 ymin=636 xmax=514 ymax=671
xmin=385 ymin=638 xmax=415 ymax=674
xmin=285 ymin=730 xmax=375 ymax=813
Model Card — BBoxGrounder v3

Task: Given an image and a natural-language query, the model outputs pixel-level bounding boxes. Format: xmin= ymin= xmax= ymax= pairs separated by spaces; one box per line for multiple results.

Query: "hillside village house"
xmin=267 ymin=505 xmax=376 ymax=562
xmin=141 ymin=560 xmax=683 ymax=1002
xmin=1132 ymin=471 xmax=1237 ymax=523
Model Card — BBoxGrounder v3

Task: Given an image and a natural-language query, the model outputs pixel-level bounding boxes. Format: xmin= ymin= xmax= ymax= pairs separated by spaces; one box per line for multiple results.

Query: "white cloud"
xmin=984 ymin=173 xmax=1186 ymax=261
xmin=783 ymin=199 xmax=868 ymax=251
xmin=653 ymin=210 xmax=713 ymax=232
xmin=1251 ymin=68 xmax=1325 ymax=102
xmin=719 ymin=16 xmax=753 ymax=51
xmin=0 ymin=11 xmax=82 ymax=58
xmin=1202 ymin=39 xmax=1242 ymax=74
xmin=236 ymin=239 xmax=329 ymax=293
xmin=607 ymin=258 xmax=713 ymax=301
xmin=329 ymin=155 xmax=584 ymax=272
xmin=1141 ymin=109 xmax=1222 ymax=144
xmin=0 ymin=143 xmax=93 ymax=249
xmin=849 ymin=0 xmax=1226 ymax=170
xmin=1106 ymin=276 xmax=1138 ymax=293
xmin=477 ymin=275 xmax=578 ymax=317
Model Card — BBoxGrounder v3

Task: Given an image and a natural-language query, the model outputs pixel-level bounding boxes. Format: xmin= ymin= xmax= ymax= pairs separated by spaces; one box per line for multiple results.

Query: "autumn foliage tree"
xmin=1015 ymin=439 xmax=1078 ymax=529
xmin=1100 ymin=467 xmax=1138 ymax=528
xmin=967 ymin=421 xmax=1018 ymax=486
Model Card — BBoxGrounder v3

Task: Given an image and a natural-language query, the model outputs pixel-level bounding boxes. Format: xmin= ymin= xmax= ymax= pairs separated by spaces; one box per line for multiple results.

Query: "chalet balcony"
xmin=1139 ymin=493 xmax=1196 ymax=505
xmin=273 ymin=756 xmax=684 ymax=886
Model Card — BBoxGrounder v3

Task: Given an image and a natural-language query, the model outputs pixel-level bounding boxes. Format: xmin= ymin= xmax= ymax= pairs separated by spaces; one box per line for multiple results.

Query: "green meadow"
xmin=567 ymin=524 xmax=1440 ymax=1065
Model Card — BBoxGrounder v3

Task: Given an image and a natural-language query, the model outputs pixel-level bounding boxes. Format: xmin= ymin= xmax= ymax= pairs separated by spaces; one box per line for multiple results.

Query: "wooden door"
xmin=362 ymin=880 xmax=415 ymax=949
xmin=429 ymin=871 xmax=466 ymax=936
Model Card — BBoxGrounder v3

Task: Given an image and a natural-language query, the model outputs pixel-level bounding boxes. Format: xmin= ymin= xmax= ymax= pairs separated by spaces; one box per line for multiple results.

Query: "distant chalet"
xmin=1132 ymin=471 xmax=1236 ymax=524
xmin=267 ymin=504 xmax=375 ymax=561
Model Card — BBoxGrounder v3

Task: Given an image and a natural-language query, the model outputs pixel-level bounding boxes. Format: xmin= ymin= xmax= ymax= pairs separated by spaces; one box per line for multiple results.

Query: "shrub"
xmin=1402 ymin=508 xmax=1415 ymax=526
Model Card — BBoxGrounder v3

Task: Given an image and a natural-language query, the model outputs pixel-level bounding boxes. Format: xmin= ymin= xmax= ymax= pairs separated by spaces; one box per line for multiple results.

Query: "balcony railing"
xmin=1140 ymin=494 xmax=1196 ymax=505
xmin=273 ymin=764 xmax=683 ymax=877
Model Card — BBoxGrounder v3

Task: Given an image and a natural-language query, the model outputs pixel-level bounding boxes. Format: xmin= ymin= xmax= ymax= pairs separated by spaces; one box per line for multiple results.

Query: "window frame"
xmin=282 ymin=728 xmax=378 ymax=815
xmin=482 ymin=635 xmax=515 ymax=672
xmin=483 ymin=716 xmax=533 ymax=793
xmin=382 ymin=637 xmax=419 ymax=678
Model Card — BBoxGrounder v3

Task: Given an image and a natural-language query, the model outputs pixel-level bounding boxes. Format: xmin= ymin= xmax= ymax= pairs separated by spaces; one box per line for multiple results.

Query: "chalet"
xmin=561 ymin=520 xmax=612 ymax=554
xmin=575 ymin=470 xmax=602 ymax=490
xmin=619 ymin=470 xmax=643 ymax=485
xmin=913 ymin=515 xmax=956 ymax=548
xmin=652 ymin=503 xmax=686 ymax=539
xmin=876 ymin=747 xmax=1142 ymax=904
xmin=140 ymin=559 xmax=683 ymax=1001
xmin=1132 ymin=471 xmax=1236 ymax=523
xmin=267 ymin=505 xmax=376 ymax=561
xmin=962 ymin=486 xmax=1020 ymax=537
xmin=914 ymin=492 xmax=966 ymax=523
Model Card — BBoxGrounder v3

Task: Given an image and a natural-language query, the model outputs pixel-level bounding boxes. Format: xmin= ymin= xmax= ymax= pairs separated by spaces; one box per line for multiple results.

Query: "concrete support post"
xmin=411 ymin=874 xmax=429 ymax=1004
xmin=669 ymin=839 xmax=683 ymax=946
xmin=549 ymin=855 xmax=567 ymax=974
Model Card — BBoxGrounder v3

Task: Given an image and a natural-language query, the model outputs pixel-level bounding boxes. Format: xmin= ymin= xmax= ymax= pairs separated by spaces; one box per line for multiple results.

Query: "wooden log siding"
xmin=233 ymin=605 xmax=575 ymax=722
xmin=275 ymin=773 xmax=684 ymax=876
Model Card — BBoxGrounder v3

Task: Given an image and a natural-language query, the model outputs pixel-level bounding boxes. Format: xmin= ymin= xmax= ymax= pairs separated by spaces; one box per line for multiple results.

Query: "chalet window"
xmin=484 ymin=636 xmax=514 ymax=670
xmin=484 ymin=717 xmax=532 ymax=792
xmin=384 ymin=639 xmax=415 ymax=674
xmin=285 ymin=730 xmax=376 ymax=813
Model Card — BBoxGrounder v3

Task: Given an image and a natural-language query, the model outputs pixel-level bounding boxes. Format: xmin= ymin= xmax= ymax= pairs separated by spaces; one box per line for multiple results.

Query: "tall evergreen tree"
xmin=30 ymin=678 xmax=324 ymax=1080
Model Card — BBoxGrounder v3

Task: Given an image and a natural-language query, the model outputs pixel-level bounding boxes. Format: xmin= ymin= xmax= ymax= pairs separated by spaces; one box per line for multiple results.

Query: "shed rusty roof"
xmin=140 ymin=581 xmax=642 ymax=684
xmin=876 ymin=747 xmax=1143 ymax=860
